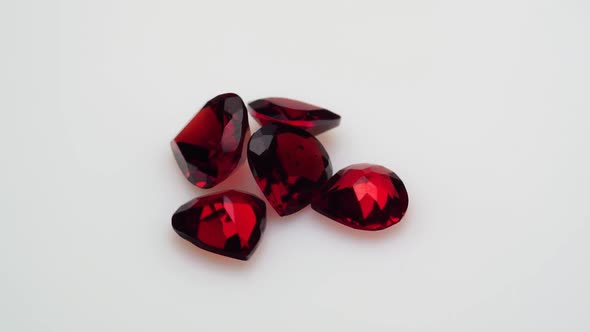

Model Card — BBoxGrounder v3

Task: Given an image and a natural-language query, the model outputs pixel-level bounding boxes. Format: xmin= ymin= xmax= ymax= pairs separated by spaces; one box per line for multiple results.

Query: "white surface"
xmin=1 ymin=0 xmax=589 ymax=331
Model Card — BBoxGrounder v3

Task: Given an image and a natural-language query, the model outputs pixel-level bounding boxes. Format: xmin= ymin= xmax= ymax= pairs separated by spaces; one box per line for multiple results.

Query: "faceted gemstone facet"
xmin=312 ymin=164 xmax=409 ymax=231
xmin=249 ymin=97 xmax=340 ymax=135
xmin=247 ymin=124 xmax=332 ymax=216
xmin=172 ymin=190 xmax=266 ymax=260
xmin=171 ymin=93 xmax=249 ymax=188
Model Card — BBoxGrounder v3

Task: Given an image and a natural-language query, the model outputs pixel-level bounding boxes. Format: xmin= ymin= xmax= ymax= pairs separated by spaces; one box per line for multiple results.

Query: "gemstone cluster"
xmin=170 ymin=94 xmax=409 ymax=260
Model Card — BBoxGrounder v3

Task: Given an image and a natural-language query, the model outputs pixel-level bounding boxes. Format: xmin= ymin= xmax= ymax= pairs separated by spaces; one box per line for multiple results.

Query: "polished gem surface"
xmin=172 ymin=190 xmax=266 ymax=260
xmin=248 ymin=97 xmax=340 ymax=135
xmin=312 ymin=164 xmax=409 ymax=231
xmin=247 ymin=124 xmax=332 ymax=216
xmin=171 ymin=93 xmax=249 ymax=188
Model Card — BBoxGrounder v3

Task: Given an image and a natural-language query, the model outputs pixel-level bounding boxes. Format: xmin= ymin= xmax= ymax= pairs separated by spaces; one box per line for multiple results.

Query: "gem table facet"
xmin=172 ymin=190 xmax=266 ymax=260
xmin=248 ymin=97 xmax=341 ymax=135
xmin=312 ymin=164 xmax=409 ymax=231
xmin=247 ymin=124 xmax=333 ymax=216
xmin=171 ymin=93 xmax=249 ymax=188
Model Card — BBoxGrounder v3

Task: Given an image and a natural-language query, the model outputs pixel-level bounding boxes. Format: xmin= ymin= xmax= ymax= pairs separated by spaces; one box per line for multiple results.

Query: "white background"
xmin=1 ymin=0 xmax=589 ymax=331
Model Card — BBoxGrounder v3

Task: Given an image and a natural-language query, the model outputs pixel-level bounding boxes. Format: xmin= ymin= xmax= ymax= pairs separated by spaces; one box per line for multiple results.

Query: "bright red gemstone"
xmin=247 ymin=124 xmax=332 ymax=216
xmin=171 ymin=93 xmax=249 ymax=188
xmin=172 ymin=190 xmax=266 ymax=260
xmin=311 ymin=164 xmax=409 ymax=231
xmin=248 ymin=97 xmax=341 ymax=135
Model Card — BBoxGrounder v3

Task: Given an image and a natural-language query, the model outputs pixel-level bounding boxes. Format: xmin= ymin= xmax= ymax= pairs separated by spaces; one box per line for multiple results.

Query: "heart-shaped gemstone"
xmin=172 ymin=190 xmax=266 ymax=260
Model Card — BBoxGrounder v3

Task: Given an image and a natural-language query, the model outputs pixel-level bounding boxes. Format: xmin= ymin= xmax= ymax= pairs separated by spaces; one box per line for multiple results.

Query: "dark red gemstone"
xmin=311 ymin=164 xmax=409 ymax=231
xmin=171 ymin=93 xmax=249 ymax=188
xmin=247 ymin=124 xmax=332 ymax=216
xmin=248 ymin=97 xmax=340 ymax=135
xmin=172 ymin=190 xmax=266 ymax=260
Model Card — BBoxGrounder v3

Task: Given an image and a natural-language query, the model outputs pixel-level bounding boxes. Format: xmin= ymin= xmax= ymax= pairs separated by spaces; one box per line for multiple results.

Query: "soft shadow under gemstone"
xmin=247 ymin=124 xmax=333 ymax=216
xmin=172 ymin=190 xmax=266 ymax=261
xmin=311 ymin=164 xmax=409 ymax=231
xmin=248 ymin=97 xmax=341 ymax=135
xmin=171 ymin=93 xmax=250 ymax=189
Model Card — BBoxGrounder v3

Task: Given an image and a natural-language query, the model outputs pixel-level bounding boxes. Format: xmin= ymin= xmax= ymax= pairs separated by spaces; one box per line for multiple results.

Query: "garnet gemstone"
xmin=171 ymin=93 xmax=249 ymax=188
xmin=312 ymin=164 xmax=409 ymax=231
xmin=247 ymin=124 xmax=332 ymax=216
xmin=172 ymin=190 xmax=266 ymax=260
xmin=248 ymin=97 xmax=341 ymax=135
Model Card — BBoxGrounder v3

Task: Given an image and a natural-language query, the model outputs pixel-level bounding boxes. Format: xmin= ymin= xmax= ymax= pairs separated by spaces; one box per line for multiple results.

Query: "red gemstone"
xmin=172 ymin=190 xmax=266 ymax=260
xmin=248 ymin=97 xmax=340 ymax=135
xmin=247 ymin=124 xmax=332 ymax=216
xmin=171 ymin=93 xmax=249 ymax=188
xmin=311 ymin=164 xmax=409 ymax=231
